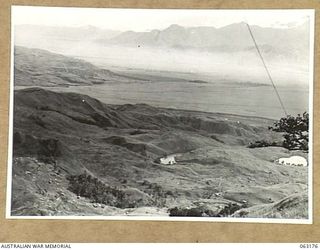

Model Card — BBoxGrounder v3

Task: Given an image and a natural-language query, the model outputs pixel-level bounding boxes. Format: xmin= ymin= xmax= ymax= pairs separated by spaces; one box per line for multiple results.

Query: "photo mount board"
xmin=0 ymin=0 xmax=316 ymax=241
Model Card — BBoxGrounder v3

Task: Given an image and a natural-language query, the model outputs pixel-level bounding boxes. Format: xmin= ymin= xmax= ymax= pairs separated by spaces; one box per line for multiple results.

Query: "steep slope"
xmin=14 ymin=46 xmax=137 ymax=87
xmin=11 ymin=88 xmax=308 ymax=218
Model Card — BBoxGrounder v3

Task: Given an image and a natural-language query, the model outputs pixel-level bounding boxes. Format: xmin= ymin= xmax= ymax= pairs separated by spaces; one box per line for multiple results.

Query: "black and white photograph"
xmin=7 ymin=6 xmax=314 ymax=222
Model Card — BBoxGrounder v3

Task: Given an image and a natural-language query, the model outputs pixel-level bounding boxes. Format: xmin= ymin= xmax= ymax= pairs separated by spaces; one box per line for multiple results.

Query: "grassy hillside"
xmin=11 ymin=88 xmax=308 ymax=218
xmin=14 ymin=46 xmax=143 ymax=87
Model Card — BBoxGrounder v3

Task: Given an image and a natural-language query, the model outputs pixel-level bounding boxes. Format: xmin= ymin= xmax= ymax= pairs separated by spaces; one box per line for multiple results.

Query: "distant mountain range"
xmin=104 ymin=22 xmax=308 ymax=50
xmin=102 ymin=22 xmax=309 ymax=63
xmin=15 ymin=22 xmax=310 ymax=64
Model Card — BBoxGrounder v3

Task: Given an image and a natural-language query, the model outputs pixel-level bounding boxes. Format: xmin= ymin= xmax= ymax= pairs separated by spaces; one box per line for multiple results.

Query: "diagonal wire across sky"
xmin=244 ymin=21 xmax=288 ymax=117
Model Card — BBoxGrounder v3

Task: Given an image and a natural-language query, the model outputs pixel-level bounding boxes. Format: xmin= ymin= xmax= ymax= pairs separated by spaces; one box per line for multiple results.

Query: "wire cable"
xmin=245 ymin=22 xmax=288 ymax=117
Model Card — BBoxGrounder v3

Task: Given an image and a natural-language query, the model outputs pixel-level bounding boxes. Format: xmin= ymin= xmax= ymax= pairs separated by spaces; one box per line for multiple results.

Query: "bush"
xmin=268 ymin=112 xmax=309 ymax=151
xmin=168 ymin=203 xmax=247 ymax=217
xmin=216 ymin=203 xmax=247 ymax=217
xmin=67 ymin=173 xmax=126 ymax=208
xmin=168 ymin=206 xmax=217 ymax=217
xmin=248 ymin=140 xmax=278 ymax=148
xmin=67 ymin=173 xmax=163 ymax=208
xmin=140 ymin=180 xmax=170 ymax=207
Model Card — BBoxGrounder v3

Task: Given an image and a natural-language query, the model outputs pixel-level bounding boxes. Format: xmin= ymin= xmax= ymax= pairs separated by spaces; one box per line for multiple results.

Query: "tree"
xmin=268 ymin=112 xmax=309 ymax=151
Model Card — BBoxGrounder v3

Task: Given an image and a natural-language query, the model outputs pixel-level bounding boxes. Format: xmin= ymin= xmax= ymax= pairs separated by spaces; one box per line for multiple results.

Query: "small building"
xmin=154 ymin=155 xmax=176 ymax=165
xmin=160 ymin=155 xmax=176 ymax=165
xmin=276 ymin=156 xmax=307 ymax=167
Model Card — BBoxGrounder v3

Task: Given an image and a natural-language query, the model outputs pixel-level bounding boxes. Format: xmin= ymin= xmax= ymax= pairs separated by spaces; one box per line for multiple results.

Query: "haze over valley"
xmin=15 ymin=22 xmax=310 ymax=88
xmin=14 ymin=21 xmax=311 ymax=119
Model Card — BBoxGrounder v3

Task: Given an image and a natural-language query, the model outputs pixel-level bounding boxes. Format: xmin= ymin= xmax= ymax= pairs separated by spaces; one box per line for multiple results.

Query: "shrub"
xmin=248 ymin=140 xmax=278 ymax=148
xmin=168 ymin=206 xmax=217 ymax=217
xmin=168 ymin=202 xmax=247 ymax=217
xmin=216 ymin=203 xmax=247 ymax=217
xmin=67 ymin=173 xmax=126 ymax=208
xmin=140 ymin=181 xmax=170 ymax=207
xmin=268 ymin=112 xmax=309 ymax=151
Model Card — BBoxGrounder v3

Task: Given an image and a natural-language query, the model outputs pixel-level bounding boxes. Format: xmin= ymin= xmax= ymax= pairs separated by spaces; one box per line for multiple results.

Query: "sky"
xmin=12 ymin=6 xmax=313 ymax=31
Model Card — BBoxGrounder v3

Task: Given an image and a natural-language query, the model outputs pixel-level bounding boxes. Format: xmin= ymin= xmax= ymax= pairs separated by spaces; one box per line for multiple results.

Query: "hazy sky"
xmin=12 ymin=6 xmax=313 ymax=31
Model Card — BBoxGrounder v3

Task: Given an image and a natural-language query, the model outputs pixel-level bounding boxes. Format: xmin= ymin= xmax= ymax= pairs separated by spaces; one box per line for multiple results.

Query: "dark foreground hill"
xmin=11 ymin=88 xmax=308 ymax=218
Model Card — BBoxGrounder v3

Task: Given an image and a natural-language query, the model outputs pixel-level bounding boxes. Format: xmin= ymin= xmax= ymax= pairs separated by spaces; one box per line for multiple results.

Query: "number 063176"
xmin=300 ymin=244 xmax=319 ymax=249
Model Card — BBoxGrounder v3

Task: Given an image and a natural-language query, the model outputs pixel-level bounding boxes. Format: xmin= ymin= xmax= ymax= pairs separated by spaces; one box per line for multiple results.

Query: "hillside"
xmin=14 ymin=46 xmax=141 ymax=87
xmin=11 ymin=88 xmax=308 ymax=218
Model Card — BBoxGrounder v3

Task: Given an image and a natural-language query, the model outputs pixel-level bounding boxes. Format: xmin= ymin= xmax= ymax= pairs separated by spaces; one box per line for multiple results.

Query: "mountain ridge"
xmin=15 ymin=22 xmax=309 ymax=64
xmin=103 ymin=22 xmax=308 ymax=50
